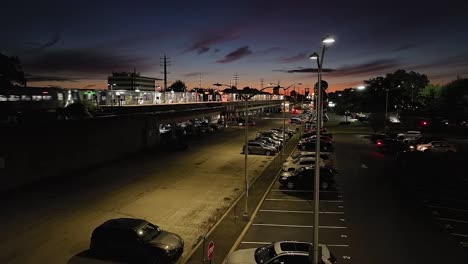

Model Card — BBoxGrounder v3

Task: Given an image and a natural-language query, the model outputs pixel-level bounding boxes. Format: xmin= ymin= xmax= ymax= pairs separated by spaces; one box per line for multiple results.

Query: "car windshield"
xmin=254 ymin=244 xmax=277 ymax=263
xmin=137 ymin=223 xmax=161 ymax=242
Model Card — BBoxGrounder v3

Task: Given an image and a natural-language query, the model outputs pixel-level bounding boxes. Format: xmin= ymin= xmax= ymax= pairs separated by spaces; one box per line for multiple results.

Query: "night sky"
xmin=3 ymin=0 xmax=468 ymax=92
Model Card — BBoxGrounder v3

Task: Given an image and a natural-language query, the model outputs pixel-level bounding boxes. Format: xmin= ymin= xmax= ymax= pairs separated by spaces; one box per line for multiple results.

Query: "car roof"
xmin=100 ymin=218 xmax=148 ymax=230
xmin=274 ymin=241 xmax=332 ymax=258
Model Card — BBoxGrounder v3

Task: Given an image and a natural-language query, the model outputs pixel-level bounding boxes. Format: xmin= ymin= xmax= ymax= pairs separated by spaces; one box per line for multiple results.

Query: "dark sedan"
xmin=298 ymin=140 xmax=334 ymax=152
xmin=90 ymin=218 xmax=184 ymax=264
xmin=278 ymin=167 xmax=335 ymax=190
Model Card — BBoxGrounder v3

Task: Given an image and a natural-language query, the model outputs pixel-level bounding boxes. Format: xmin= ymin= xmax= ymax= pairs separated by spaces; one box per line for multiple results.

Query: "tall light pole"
xmin=269 ymin=82 xmax=302 ymax=161
xmin=309 ymin=35 xmax=335 ymax=264
xmin=385 ymin=88 xmax=389 ymax=131
xmin=214 ymin=83 xmax=272 ymax=220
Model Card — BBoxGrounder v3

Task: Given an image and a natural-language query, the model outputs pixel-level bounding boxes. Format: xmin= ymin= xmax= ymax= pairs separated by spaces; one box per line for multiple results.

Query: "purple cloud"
xmin=278 ymin=52 xmax=308 ymax=63
xmin=217 ymin=46 xmax=253 ymax=63
xmin=184 ymin=31 xmax=238 ymax=54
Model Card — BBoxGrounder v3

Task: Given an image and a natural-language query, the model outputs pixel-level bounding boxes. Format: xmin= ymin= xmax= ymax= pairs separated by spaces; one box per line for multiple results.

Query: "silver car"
xmin=243 ymin=142 xmax=277 ymax=156
xmin=223 ymin=241 xmax=337 ymax=264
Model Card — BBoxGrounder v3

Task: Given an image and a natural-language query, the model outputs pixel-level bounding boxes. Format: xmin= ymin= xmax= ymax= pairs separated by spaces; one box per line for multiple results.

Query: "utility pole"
xmin=260 ymin=78 xmax=264 ymax=89
xmin=233 ymin=73 xmax=239 ymax=88
xmin=160 ymin=54 xmax=171 ymax=91
xmin=198 ymin=73 xmax=202 ymax=89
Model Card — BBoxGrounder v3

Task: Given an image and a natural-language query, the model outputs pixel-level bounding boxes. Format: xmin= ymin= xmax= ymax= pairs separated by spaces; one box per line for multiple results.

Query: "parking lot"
xmin=232 ymin=151 xmax=353 ymax=263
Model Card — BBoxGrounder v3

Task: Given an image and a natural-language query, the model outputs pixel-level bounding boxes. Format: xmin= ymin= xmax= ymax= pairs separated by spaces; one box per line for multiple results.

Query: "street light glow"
xmin=322 ymin=36 xmax=335 ymax=44
xmin=357 ymin=85 xmax=366 ymax=90
xmin=309 ymin=52 xmax=319 ymax=60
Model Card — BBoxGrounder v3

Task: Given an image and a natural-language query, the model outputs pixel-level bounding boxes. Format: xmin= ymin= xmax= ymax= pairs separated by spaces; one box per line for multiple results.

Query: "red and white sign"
xmin=207 ymin=241 xmax=215 ymax=260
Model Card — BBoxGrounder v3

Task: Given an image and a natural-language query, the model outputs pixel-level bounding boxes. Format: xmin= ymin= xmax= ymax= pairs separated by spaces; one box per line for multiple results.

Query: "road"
xmin=0 ymin=114 xmax=285 ymax=264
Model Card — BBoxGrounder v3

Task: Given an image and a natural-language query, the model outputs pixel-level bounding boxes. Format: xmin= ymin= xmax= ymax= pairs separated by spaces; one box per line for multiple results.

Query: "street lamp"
xmin=268 ymin=82 xmax=302 ymax=161
xmin=214 ymin=83 xmax=272 ymax=220
xmin=357 ymin=85 xmax=366 ymax=91
xmin=308 ymin=34 xmax=335 ymax=264
xmin=107 ymin=83 xmax=116 ymax=106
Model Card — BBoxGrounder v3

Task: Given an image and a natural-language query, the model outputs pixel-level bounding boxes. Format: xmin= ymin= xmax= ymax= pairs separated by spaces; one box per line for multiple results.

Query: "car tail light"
xmin=377 ymin=140 xmax=383 ymax=146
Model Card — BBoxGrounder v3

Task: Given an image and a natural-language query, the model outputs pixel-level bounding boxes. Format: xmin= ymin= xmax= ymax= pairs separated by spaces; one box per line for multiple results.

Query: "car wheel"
xmin=286 ymin=181 xmax=295 ymax=189
xmin=320 ymin=181 xmax=329 ymax=190
xmin=265 ymin=150 xmax=271 ymax=156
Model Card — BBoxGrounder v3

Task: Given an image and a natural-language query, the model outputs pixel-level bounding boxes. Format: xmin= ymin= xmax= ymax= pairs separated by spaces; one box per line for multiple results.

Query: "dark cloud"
xmin=278 ymin=52 xmax=308 ymax=63
xmin=26 ymin=74 xmax=78 ymax=82
xmin=197 ymin=47 xmax=210 ymax=54
xmin=23 ymin=49 xmax=153 ymax=77
xmin=274 ymin=68 xmax=334 ymax=73
xmin=333 ymin=59 xmax=400 ymax=76
xmin=256 ymin=47 xmax=284 ymax=56
xmin=214 ymin=48 xmax=221 ymax=53
xmin=217 ymin=46 xmax=253 ymax=63
xmin=392 ymin=43 xmax=422 ymax=52
xmin=183 ymin=72 xmax=207 ymax=77
xmin=276 ymin=59 xmax=399 ymax=77
xmin=24 ymin=31 xmax=61 ymax=52
xmin=184 ymin=31 xmax=238 ymax=54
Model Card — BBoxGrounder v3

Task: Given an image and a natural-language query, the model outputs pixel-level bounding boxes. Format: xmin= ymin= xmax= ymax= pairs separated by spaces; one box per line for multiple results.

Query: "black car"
xmin=298 ymin=140 xmax=334 ymax=152
xmin=90 ymin=218 xmax=184 ymax=264
xmin=278 ymin=167 xmax=335 ymax=190
xmin=369 ymin=133 xmax=390 ymax=143
xmin=376 ymin=138 xmax=408 ymax=153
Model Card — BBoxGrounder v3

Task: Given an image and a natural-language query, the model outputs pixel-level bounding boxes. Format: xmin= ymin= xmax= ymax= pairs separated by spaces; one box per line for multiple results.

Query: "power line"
xmin=233 ymin=73 xmax=239 ymax=88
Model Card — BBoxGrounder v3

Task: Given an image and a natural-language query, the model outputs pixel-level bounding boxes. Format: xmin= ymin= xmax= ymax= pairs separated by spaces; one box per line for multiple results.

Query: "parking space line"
xmin=436 ymin=218 xmax=468 ymax=224
xmin=270 ymin=189 xmax=342 ymax=193
xmin=259 ymin=209 xmax=344 ymax=214
xmin=265 ymin=198 xmax=343 ymax=203
xmin=252 ymin=223 xmax=347 ymax=229
xmin=451 ymin=233 xmax=468 ymax=238
xmin=427 ymin=205 xmax=468 ymax=213
xmin=240 ymin=242 xmax=350 ymax=248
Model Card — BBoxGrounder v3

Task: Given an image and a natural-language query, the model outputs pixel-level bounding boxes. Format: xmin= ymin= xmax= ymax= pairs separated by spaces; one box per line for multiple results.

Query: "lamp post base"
xmin=242 ymin=212 xmax=249 ymax=221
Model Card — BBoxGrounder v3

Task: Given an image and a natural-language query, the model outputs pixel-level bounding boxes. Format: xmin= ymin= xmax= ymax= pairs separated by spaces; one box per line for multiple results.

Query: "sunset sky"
xmin=2 ymin=0 xmax=468 ymax=92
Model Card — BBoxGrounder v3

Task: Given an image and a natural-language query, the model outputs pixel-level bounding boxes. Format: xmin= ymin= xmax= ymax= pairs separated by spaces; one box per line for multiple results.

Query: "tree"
xmin=419 ymin=84 xmax=443 ymax=118
xmin=440 ymin=78 xmax=468 ymax=122
xmin=0 ymin=52 xmax=26 ymax=88
xmin=167 ymin=80 xmax=187 ymax=92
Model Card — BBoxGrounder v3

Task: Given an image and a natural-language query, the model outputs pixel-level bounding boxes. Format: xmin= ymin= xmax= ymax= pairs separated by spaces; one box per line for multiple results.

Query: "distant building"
xmin=108 ymin=72 xmax=158 ymax=91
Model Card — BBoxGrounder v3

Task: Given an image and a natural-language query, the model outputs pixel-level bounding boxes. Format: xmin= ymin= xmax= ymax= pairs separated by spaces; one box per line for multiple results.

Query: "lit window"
xmin=32 ymin=95 xmax=42 ymax=101
xmin=0 ymin=95 xmax=7 ymax=102
xmin=9 ymin=95 xmax=20 ymax=101
xmin=21 ymin=95 xmax=32 ymax=101
xmin=57 ymin=93 xmax=63 ymax=101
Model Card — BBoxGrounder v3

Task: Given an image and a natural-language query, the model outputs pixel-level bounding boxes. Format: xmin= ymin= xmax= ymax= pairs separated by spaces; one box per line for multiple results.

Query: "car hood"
xmin=149 ymin=231 xmax=183 ymax=250
xmin=224 ymin=248 xmax=256 ymax=264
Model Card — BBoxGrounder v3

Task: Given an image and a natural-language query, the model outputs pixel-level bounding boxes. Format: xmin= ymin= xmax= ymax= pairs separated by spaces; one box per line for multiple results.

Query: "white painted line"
xmin=265 ymin=198 xmax=343 ymax=203
xmin=427 ymin=205 xmax=468 ymax=213
xmin=327 ymin=244 xmax=350 ymax=247
xmin=436 ymin=218 xmax=468 ymax=224
xmin=270 ymin=189 xmax=341 ymax=193
xmin=241 ymin=241 xmax=271 ymax=245
xmin=451 ymin=233 xmax=468 ymax=238
xmin=259 ymin=209 xmax=344 ymax=214
xmin=252 ymin=223 xmax=347 ymax=229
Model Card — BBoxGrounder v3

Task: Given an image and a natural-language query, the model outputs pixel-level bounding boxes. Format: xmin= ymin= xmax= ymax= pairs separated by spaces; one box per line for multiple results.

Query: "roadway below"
xmin=0 ymin=113 xmax=286 ymax=264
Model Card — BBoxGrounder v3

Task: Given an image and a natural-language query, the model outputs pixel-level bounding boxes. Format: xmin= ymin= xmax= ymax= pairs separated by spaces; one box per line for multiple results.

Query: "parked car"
xmin=298 ymin=140 xmax=334 ymax=152
xmin=256 ymin=131 xmax=284 ymax=143
xmin=256 ymin=137 xmax=282 ymax=150
xmin=243 ymin=141 xmax=277 ymax=155
xmin=279 ymin=167 xmax=335 ymax=190
xmin=289 ymin=117 xmax=302 ymax=124
xmin=397 ymin=131 xmax=422 ymax=143
xmin=223 ymin=241 xmax=337 ymax=264
xmin=238 ymin=119 xmax=256 ymax=126
xmin=90 ymin=218 xmax=184 ymax=264
xmin=288 ymin=151 xmax=334 ymax=168
xmin=416 ymin=141 xmax=457 ymax=153
xmin=408 ymin=136 xmax=444 ymax=150
xmin=282 ymin=157 xmax=326 ymax=172
xmin=250 ymin=139 xmax=279 ymax=151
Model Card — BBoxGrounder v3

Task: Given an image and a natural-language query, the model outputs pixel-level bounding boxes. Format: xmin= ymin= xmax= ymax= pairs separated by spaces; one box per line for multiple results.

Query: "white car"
xmin=283 ymin=157 xmax=325 ymax=172
xmin=288 ymin=151 xmax=333 ymax=168
xmin=416 ymin=141 xmax=457 ymax=153
xmin=223 ymin=241 xmax=337 ymax=264
xmin=397 ymin=131 xmax=422 ymax=142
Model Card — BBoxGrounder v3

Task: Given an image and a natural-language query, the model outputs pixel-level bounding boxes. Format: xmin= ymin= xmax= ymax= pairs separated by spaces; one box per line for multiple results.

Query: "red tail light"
xmin=377 ymin=140 xmax=383 ymax=146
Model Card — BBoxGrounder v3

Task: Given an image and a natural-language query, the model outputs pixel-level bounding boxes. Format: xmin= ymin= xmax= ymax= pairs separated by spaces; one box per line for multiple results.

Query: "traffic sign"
xmin=207 ymin=241 xmax=215 ymax=260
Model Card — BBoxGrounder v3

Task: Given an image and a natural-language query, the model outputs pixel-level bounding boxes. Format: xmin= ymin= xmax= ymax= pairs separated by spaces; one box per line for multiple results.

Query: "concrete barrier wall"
xmin=0 ymin=115 xmax=159 ymax=191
